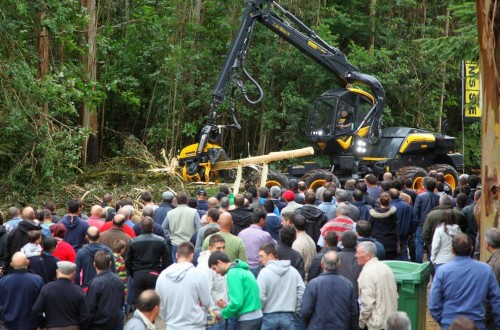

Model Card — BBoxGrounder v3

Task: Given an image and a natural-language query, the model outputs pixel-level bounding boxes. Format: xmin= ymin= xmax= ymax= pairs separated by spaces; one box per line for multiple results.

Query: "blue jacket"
xmin=0 ymin=269 xmax=45 ymax=329
xmin=390 ymin=198 xmax=418 ymax=239
xmin=264 ymin=213 xmax=282 ymax=241
xmin=414 ymin=191 xmax=439 ymax=226
xmin=154 ymin=203 xmax=174 ymax=226
xmin=75 ymin=243 xmax=116 ymax=288
xmin=61 ymin=215 xmax=89 ymax=251
xmin=352 ymin=200 xmax=373 ymax=222
xmin=301 ymin=271 xmax=358 ymax=330
xmin=429 ymin=256 xmax=500 ymax=328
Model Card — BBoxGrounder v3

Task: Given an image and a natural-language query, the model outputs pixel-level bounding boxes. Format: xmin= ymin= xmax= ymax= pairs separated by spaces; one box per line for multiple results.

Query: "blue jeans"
xmin=396 ymin=239 xmax=409 ymax=261
xmin=171 ymin=245 xmax=178 ymax=263
xmin=415 ymin=226 xmax=424 ymax=263
xmin=237 ymin=317 xmax=263 ymax=330
xmin=262 ymin=312 xmax=295 ymax=330
xmin=209 ymin=320 xmax=227 ymax=330
xmin=293 ymin=313 xmax=305 ymax=330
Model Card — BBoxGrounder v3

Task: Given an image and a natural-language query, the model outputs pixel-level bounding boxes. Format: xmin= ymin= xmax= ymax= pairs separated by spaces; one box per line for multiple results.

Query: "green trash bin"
xmin=383 ymin=261 xmax=431 ymax=330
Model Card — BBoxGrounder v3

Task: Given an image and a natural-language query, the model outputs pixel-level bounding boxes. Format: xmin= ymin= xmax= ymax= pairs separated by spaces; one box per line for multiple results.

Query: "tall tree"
xmin=81 ymin=0 xmax=99 ymax=165
xmin=476 ymin=0 xmax=500 ymax=261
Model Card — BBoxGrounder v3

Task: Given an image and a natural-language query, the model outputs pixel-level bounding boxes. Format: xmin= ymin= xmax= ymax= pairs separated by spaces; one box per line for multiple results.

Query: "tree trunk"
xmin=36 ymin=9 xmax=49 ymax=113
xmin=476 ymin=0 xmax=500 ymax=262
xmin=80 ymin=0 xmax=99 ymax=166
xmin=368 ymin=0 xmax=377 ymax=50
xmin=437 ymin=8 xmax=450 ymax=133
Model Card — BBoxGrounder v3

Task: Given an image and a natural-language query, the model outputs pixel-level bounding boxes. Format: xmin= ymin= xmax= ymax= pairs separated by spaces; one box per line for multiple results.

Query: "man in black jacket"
xmin=228 ymin=194 xmax=253 ymax=235
xmin=32 ymin=260 xmax=90 ymax=329
xmin=294 ymin=192 xmax=327 ymax=251
xmin=126 ymin=216 xmax=171 ymax=303
xmin=86 ymin=251 xmax=124 ymax=329
xmin=308 ymin=231 xmax=341 ymax=281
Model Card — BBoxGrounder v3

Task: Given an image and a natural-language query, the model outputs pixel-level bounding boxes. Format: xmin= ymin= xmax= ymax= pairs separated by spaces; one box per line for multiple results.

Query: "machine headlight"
xmin=357 ymin=140 xmax=367 ymax=147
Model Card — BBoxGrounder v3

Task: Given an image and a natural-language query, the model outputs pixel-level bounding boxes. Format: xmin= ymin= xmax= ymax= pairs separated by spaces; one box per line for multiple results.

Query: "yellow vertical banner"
xmin=463 ymin=61 xmax=481 ymax=122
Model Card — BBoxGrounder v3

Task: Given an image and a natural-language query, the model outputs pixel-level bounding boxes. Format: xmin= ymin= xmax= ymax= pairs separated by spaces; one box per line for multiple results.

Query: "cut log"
xmin=211 ymin=147 xmax=314 ymax=171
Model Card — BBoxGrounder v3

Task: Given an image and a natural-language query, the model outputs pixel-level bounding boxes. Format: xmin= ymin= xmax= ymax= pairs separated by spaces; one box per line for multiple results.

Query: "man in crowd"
xmin=281 ymin=190 xmax=302 ymax=214
xmin=124 ymin=290 xmax=161 ymax=330
xmin=228 ymin=194 xmax=253 ymax=235
xmin=61 ymin=199 xmax=89 ymax=251
xmin=4 ymin=206 xmax=22 ymax=233
xmin=389 ymin=188 xmax=418 ymax=261
xmin=203 ymin=212 xmax=248 ymax=262
xmin=318 ymin=203 xmax=355 ymax=248
xmin=86 ymin=251 xmax=124 ymax=329
xmin=75 ymin=226 xmax=116 ymax=290
xmin=429 ymin=233 xmax=500 ymax=329
xmin=197 ymin=233 xmax=228 ymax=324
xmin=332 ymin=189 xmax=360 ymax=222
xmin=337 ymin=231 xmax=362 ymax=300
xmin=276 ymin=225 xmax=305 ymax=280
xmin=270 ymin=186 xmax=287 ymax=212
xmin=257 ymin=244 xmax=305 ymax=329
xmin=87 ymin=205 xmax=104 ymax=230
xmin=32 ymin=260 xmax=90 ymax=329
xmin=414 ymin=177 xmax=439 ymax=263
xmin=154 ymin=191 xmax=175 ymax=225
xmin=301 ymin=251 xmax=358 ymax=329
xmin=318 ymin=189 xmax=336 ymax=220
xmin=294 ymin=192 xmax=327 ymax=250
xmin=356 ymin=241 xmax=398 ymax=330
xmin=155 ymin=242 xmax=211 ymax=330
xmin=4 ymin=206 xmax=42 ymax=270
xmin=238 ymin=208 xmax=277 ymax=276
xmin=486 ymin=227 xmax=500 ymax=283
xmin=356 ymin=220 xmax=386 ymax=260
xmin=101 ymin=213 xmax=133 ymax=249
xmin=195 ymin=208 xmax=221 ymax=250
xmin=291 ymin=214 xmax=317 ymax=279
xmin=308 ymin=231 xmax=340 ymax=281
xmin=163 ymin=192 xmax=200 ymax=262
xmin=0 ymin=252 xmax=44 ymax=330
xmin=126 ymin=216 xmax=171 ymax=303
xmin=352 ymin=189 xmax=373 ymax=221
xmin=209 ymin=251 xmax=263 ymax=329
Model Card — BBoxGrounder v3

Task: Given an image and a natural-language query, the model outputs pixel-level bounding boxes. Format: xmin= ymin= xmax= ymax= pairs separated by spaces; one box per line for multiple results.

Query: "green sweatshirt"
xmin=222 ymin=260 xmax=262 ymax=319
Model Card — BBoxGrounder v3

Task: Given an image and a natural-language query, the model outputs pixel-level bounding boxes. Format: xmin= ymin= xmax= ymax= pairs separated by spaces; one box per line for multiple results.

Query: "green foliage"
xmin=0 ymin=0 xmax=482 ymax=202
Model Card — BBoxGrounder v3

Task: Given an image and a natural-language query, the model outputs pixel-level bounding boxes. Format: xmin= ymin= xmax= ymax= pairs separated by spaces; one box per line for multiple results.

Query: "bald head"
xmin=91 ymin=205 xmax=103 ymax=217
xmin=113 ymin=214 xmax=126 ymax=227
xmin=207 ymin=197 xmax=219 ymax=209
xmin=22 ymin=207 xmax=35 ymax=221
xmin=218 ymin=212 xmax=233 ymax=231
xmin=118 ymin=206 xmax=133 ymax=219
xmin=87 ymin=226 xmax=100 ymax=242
xmin=11 ymin=252 xmax=29 ymax=269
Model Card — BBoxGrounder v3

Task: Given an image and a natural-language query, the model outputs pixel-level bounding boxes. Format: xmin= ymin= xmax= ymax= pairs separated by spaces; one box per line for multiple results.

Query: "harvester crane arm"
xmin=184 ymin=0 xmax=386 ymax=182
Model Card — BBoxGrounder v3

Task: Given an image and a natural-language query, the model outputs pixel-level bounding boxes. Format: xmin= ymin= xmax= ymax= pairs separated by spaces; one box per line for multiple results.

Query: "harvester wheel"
xmin=265 ymin=170 xmax=289 ymax=189
xmin=396 ymin=166 xmax=427 ymax=192
xmin=301 ymin=169 xmax=340 ymax=190
xmin=428 ymin=164 xmax=459 ymax=191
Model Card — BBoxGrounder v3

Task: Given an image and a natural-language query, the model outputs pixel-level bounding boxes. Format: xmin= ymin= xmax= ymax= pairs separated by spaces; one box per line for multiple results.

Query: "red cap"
xmin=283 ymin=190 xmax=295 ymax=201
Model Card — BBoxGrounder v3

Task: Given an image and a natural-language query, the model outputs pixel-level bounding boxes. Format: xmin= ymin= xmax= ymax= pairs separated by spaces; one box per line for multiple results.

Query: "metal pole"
xmin=461 ymin=61 xmax=466 ymax=174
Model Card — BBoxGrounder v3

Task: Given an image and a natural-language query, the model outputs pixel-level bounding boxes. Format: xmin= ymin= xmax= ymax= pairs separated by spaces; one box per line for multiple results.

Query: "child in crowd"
xmin=20 ymin=230 xmax=43 ymax=257
xmin=113 ymin=239 xmax=128 ymax=298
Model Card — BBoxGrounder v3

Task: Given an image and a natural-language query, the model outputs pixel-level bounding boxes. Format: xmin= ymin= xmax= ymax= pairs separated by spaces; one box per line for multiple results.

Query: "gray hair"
xmin=322 ymin=251 xmax=339 ymax=272
xmin=336 ymin=202 xmax=350 ymax=216
xmin=386 ymin=312 xmax=411 ymax=330
xmin=335 ymin=189 xmax=348 ymax=202
xmin=142 ymin=205 xmax=155 ymax=218
xmin=486 ymin=227 xmax=500 ymax=248
xmin=439 ymin=194 xmax=452 ymax=206
xmin=270 ymin=186 xmax=282 ymax=199
xmin=219 ymin=197 xmax=230 ymax=209
xmin=358 ymin=241 xmax=377 ymax=258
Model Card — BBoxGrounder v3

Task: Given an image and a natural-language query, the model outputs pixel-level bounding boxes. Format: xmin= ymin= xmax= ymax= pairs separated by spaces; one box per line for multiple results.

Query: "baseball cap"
xmin=197 ymin=189 xmax=208 ymax=197
xmin=283 ymin=190 xmax=295 ymax=201
xmin=57 ymin=261 xmax=76 ymax=275
xmin=162 ymin=191 xmax=174 ymax=201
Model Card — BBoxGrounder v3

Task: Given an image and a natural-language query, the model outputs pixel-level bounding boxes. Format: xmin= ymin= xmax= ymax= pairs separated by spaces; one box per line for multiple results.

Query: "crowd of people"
xmin=0 ymin=171 xmax=499 ymax=330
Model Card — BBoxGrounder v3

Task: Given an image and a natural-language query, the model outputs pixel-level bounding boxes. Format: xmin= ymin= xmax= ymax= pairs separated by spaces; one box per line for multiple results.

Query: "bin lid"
xmin=383 ymin=261 xmax=431 ymax=284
